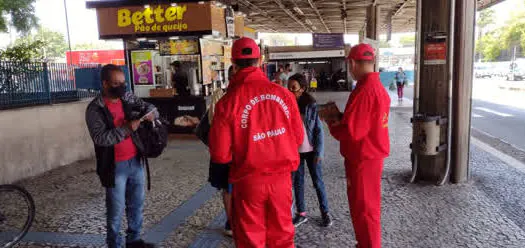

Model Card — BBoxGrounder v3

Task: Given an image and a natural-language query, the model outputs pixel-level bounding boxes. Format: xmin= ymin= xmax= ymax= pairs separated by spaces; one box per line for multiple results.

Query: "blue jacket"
xmin=303 ymin=103 xmax=324 ymax=158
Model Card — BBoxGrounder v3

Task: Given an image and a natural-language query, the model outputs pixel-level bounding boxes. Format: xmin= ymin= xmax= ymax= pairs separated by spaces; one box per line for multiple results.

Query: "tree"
xmin=500 ymin=10 xmax=525 ymax=52
xmin=476 ymin=31 xmax=501 ymax=61
xmin=477 ymin=9 xmax=495 ymax=37
xmin=14 ymin=27 xmax=68 ymax=60
xmin=399 ymin=35 xmax=415 ymax=47
xmin=379 ymin=40 xmax=391 ymax=48
xmin=0 ymin=0 xmax=38 ymax=34
xmin=0 ymin=39 xmax=45 ymax=62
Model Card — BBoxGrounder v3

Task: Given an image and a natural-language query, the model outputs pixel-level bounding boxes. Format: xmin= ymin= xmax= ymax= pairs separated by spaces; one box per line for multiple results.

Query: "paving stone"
xmin=8 ymin=92 xmax=525 ymax=247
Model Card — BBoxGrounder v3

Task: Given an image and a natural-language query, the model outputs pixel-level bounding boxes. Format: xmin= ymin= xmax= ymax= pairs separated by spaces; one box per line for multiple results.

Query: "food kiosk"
xmin=87 ymin=0 xmax=245 ymax=133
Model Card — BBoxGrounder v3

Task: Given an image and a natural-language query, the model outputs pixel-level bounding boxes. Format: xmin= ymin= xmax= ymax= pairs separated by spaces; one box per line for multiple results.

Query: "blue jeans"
xmin=106 ymin=157 xmax=145 ymax=248
xmin=292 ymin=152 xmax=329 ymax=214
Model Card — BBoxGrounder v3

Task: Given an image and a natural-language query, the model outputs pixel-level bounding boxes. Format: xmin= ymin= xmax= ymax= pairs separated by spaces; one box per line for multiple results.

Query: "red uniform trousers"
xmin=344 ymin=159 xmax=384 ymax=248
xmin=232 ymin=174 xmax=294 ymax=248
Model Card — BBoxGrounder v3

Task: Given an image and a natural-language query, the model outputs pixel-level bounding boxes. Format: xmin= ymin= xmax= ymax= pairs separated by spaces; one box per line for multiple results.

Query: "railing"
xmin=0 ymin=62 xmax=100 ymax=110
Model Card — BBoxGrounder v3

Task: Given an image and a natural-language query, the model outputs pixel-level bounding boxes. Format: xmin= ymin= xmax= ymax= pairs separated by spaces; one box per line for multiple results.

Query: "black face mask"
xmin=108 ymin=84 xmax=126 ymax=98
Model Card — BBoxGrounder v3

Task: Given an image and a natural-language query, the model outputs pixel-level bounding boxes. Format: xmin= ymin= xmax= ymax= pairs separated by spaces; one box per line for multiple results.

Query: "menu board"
xmin=131 ymin=50 xmax=154 ymax=85
xmin=200 ymin=39 xmax=224 ymax=56
xmin=159 ymin=40 xmax=199 ymax=56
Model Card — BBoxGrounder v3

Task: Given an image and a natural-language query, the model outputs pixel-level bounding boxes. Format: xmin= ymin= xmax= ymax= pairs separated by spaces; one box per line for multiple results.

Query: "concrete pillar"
xmin=366 ymin=6 xmax=380 ymax=41
xmin=451 ymin=0 xmax=476 ymax=183
xmin=366 ymin=5 xmax=381 ymax=71
xmin=413 ymin=0 xmax=452 ymax=183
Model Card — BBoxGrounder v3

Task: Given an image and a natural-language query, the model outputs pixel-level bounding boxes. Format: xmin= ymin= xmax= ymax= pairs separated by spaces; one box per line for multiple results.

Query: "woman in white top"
xmin=287 ymin=73 xmax=332 ymax=228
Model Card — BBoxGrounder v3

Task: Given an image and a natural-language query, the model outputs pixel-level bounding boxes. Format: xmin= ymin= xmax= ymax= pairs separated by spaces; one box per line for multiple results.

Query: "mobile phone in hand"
xmin=139 ymin=109 xmax=156 ymax=122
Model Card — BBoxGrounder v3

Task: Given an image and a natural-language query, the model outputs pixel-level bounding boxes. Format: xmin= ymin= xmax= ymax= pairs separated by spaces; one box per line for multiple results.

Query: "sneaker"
xmin=292 ymin=214 xmax=308 ymax=227
xmin=321 ymin=212 xmax=333 ymax=227
xmin=224 ymin=221 xmax=233 ymax=237
xmin=126 ymin=239 xmax=156 ymax=248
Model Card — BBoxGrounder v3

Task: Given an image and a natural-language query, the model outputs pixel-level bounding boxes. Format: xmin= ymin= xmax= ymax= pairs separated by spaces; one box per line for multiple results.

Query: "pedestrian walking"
xmin=287 ymin=73 xmax=332 ymax=228
xmin=323 ymin=44 xmax=390 ymax=248
xmin=85 ymin=64 xmax=158 ymax=248
xmin=196 ymin=66 xmax=235 ymax=237
xmin=395 ymin=67 xmax=407 ymax=101
xmin=208 ymin=37 xmax=304 ymax=248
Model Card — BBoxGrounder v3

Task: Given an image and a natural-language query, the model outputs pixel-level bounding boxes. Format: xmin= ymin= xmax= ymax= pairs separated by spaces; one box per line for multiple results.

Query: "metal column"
xmin=451 ymin=0 xmax=476 ymax=183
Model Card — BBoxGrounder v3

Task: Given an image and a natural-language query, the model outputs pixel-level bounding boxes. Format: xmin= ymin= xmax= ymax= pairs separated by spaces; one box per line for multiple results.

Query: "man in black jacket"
xmin=85 ymin=64 xmax=157 ymax=248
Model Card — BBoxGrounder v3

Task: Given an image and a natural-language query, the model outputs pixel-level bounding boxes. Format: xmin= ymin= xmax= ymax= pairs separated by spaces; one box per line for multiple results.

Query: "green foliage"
xmin=14 ymin=27 xmax=68 ymax=59
xmin=0 ymin=0 xmax=38 ymax=34
xmin=379 ymin=40 xmax=391 ymax=48
xmin=399 ymin=35 xmax=415 ymax=47
xmin=476 ymin=32 xmax=501 ymax=61
xmin=0 ymin=39 xmax=45 ymax=62
xmin=476 ymin=7 xmax=525 ymax=61
xmin=500 ymin=10 xmax=525 ymax=50
xmin=477 ymin=9 xmax=495 ymax=30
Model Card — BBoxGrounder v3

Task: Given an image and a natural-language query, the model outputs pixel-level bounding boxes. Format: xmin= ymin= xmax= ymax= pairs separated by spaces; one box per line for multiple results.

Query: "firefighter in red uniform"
xmin=325 ymin=43 xmax=390 ymax=248
xmin=208 ymin=37 xmax=304 ymax=248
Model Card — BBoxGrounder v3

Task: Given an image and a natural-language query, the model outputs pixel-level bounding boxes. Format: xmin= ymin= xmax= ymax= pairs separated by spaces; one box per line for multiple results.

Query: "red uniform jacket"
xmin=209 ymin=67 xmax=304 ymax=184
xmin=329 ymin=72 xmax=390 ymax=162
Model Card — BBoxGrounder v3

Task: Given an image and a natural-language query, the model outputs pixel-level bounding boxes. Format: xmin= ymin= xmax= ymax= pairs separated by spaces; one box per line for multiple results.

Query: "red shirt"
xmin=209 ymin=67 xmax=304 ymax=184
xmin=104 ymin=98 xmax=137 ymax=162
xmin=329 ymin=72 xmax=390 ymax=162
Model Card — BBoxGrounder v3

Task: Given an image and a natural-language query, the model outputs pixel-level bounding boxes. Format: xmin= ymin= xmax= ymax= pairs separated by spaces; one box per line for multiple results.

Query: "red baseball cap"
xmin=232 ymin=37 xmax=261 ymax=60
xmin=348 ymin=43 xmax=375 ymax=61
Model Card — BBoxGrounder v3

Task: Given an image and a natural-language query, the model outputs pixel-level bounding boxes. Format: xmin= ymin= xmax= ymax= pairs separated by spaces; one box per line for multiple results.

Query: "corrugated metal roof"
xmin=85 ymin=0 xmax=505 ymax=34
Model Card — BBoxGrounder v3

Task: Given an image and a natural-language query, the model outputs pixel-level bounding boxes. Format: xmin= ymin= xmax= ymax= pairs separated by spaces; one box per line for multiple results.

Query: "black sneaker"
xmin=321 ymin=212 xmax=333 ymax=227
xmin=224 ymin=221 xmax=233 ymax=237
xmin=292 ymin=214 xmax=308 ymax=227
xmin=126 ymin=240 xmax=156 ymax=248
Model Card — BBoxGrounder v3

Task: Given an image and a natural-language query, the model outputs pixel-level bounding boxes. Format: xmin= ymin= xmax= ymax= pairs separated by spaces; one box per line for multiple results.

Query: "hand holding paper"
xmin=318 ymin=102 xmax=343 ymax=124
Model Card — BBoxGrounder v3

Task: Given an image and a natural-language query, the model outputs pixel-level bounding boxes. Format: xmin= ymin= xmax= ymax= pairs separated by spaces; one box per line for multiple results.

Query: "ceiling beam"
xmin=342 ymin=0 xmax=348 ymax=34
xmin=308 ymin=0 xmax=331 ymax=33
xmin=273 ymin=0 xmax=313 ymax=32
xmin=393 ymin=0 xmax=410 ymax=17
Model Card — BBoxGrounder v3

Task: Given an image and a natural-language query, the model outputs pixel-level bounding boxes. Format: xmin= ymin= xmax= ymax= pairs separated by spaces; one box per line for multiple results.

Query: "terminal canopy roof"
xmin=231 ymin=0 xmax=504 ymax=34
xmin=86 ymin=0 xmax=505 ymax=34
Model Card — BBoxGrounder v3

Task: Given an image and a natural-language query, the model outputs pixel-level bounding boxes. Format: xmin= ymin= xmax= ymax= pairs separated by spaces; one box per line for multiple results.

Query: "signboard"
xmin=210 ymin=5 xmax=226 ymax=35
xmin=200 ymin=39 xmax=224 ymax=56
xmin=159 ymin=39 xmax=199 ymax=55
xmin=131 ymin=51 xmax=154 ymax=85
xmin=269 ymin=50 xmax=345 ymax=60
xmin=95 ymin=3 xmax=213 ymax=38
xmin=201 ymin=56 xmax=223 ymax=85
xmin=313 ymin=33 xmax=344 ymax=49
xmin=225 ymin=7 xmax=235 ymax=38
xmin=142 ymin=97 xmax=206 ymax=134
xmin=66 ymin=50 xmax=125 ymax=65
xmin=424 ymin=34 xmax=447 ymax=65
xmin=235 ymin=16 xmax=245 ymax=38
xmin=244 ymin=26 xmax=257 ymax=40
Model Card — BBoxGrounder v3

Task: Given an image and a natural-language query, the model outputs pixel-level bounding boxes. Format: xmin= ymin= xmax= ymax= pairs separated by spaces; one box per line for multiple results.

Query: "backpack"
xmin=137 ymin=118 xmax=169 ymax=158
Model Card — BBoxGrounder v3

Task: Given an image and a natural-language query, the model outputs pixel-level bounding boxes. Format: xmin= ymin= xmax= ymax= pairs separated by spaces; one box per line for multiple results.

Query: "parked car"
xmin=474 ymin=68 xmax=493 ymax=79
xmin=506 ymin=70 xmax=524 ymax=81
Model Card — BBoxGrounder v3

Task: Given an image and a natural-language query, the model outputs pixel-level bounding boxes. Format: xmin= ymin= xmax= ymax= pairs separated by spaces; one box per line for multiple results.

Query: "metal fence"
xmin=0 ymin=62 xmax=100 ymax=110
